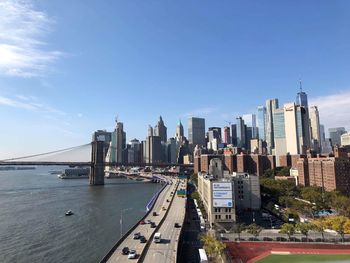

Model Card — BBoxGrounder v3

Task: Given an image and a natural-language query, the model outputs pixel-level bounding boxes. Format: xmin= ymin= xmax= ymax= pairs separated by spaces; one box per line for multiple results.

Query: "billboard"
xmin=213 ymin=190 xmax=232 ymax=199
xmin=213 ymin=199 xmax=233 ymax=208
xmin=212 ymin=182 xmax=232 ymax=191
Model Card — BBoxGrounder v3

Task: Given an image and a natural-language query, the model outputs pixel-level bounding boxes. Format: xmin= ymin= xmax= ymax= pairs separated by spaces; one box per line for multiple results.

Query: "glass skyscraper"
xmin=257 ymin=106 xmax=266 ymax=141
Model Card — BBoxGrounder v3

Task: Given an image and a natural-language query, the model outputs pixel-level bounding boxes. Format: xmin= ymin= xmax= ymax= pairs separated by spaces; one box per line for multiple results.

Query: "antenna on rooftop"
xmin=299 ymin=79 xmax=303 ymax=92
xmin=115 ymin=114 xmax=119 ymax=123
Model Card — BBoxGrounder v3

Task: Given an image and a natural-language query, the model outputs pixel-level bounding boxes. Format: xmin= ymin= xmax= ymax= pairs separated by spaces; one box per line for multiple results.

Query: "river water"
xmin=0 ymin=166 xmax=162 ymax=263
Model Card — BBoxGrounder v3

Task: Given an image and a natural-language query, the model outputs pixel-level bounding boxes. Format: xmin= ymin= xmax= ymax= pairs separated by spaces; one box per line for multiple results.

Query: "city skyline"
xmin=1 ymin=0 xmax=350 ymax=158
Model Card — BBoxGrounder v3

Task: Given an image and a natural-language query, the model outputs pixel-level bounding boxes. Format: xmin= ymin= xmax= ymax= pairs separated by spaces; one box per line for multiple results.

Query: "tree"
xmin=200 ymin=233 xmax=226 ymax=262
xmin=328 ymin=216 xmax=349 ymax=242
xmin=279 ymin=223 xmax=295 ymax=241
xmin=247 ymin=223 xmax=263 ymax=239
xmin=312 ymin=217 xmax=328 ymax=241
xmin=278 ymin=166 xmax=291 ymax=177
xmin=330 ymin=194 xmax=350 ymax=217
xmin=231 ymin=223 xmax=246 ymax=240
xmin=296 ymin=222 xmax=313 ymax=242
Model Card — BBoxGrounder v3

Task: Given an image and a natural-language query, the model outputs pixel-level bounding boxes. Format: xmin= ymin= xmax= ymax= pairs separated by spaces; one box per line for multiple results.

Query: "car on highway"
xmin=153 ymin=211 xmax=157 ymax=216
xmin=140 ymin=236 xmax=147 ymax=243
xmin=174 ymin=223 xmax=180 ymax=228
xmin=146 ymin=219 xmax=152 ymax=224
xmin=122 ymin=247 xmax=129 ymax=255
xmin=133 ymin=232 xmax=141 ymax=239
xmin=128 ymin=249 xmax=137 ymax=259
xmin=150 ymin=222 xmax=156 ymax=228
xmin=139 ymin=220 xmax=145 ymax=225
xmin=162 ymin=206 xmax=166 ymax=211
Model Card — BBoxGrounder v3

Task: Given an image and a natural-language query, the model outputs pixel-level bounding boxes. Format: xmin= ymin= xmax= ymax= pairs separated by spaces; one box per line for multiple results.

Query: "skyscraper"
xmin=295 ymin=83 xmax=311 ymax=150
xmin=265 ymin=99 xmax=279 ymax=154
xmin=257 ymin=106 xmax=266 ymax=141
xmin=145 ymin=135 xmax=162 ymax=164
xmin=175 ymin=120 xmax=184 ymax=138
xmin=329 ymin=127 xmax=347 ymax=146
xmin=243 ymin=114 xmax=258 ymax=139
xmin=223 ymin=126 xmax=231 ymax=144
xmin=236 ymin=117 xmax=246 ymax=148
xmin=231 ymin=124 xmax=237 ymax=146
xmin=296 ymin=81 xmax=309 ymax=108
xmin=273 ymin=108 xmax=286 ymax=166
xmin=188 ymin=117 xmax=205 ymax=146
xmin=309 ymin=106 xmax=321 ymax=153
xmin=110 ymin=121 xmax=126 ymax=163
xmin=154 ymin=116 xmax=167 ymax=143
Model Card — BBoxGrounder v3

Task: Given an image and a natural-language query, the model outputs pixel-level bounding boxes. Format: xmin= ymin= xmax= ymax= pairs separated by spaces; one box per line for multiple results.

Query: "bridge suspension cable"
xmin=0 ymin=143 xmax=91 ymax=162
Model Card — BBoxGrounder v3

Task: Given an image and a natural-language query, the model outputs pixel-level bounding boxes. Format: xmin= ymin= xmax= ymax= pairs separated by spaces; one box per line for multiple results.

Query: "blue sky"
xmin=1 ymin=0 xmax=350 ymax=159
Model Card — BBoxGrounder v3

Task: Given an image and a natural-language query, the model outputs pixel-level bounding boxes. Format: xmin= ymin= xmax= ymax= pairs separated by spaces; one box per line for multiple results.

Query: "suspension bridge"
xmin=0 ymin=131 xmax=193 ymax=185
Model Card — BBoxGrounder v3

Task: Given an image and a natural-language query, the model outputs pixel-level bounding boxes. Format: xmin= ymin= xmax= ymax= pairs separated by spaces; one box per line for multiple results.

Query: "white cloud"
xmin=0 ymin=0 xmax=62 ymax=77
xmin=309 ymin=90 xmax=350 ymax=131
xmin=0 ymin=94 xmax=65 ymax=115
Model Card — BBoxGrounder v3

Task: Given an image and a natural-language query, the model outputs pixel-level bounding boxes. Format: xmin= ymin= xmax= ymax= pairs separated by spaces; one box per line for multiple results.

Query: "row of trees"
xmin=280 ymin=216 xmax=350 ymax=242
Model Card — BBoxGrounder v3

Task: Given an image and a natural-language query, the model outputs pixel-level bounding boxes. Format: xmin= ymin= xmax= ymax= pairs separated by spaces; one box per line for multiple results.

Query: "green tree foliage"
xmin=296 ymin=222 xmax=313 ymax=241
xmin=327 ymin=216 xmax=349 ymax=242
xmin=247 ymin=223 xmax=263 ymax=238
xmin=312 ymin=217 xmax=328 ymax=241
xmin=279 ymin=223 xmax=295 ymax=240
xmin=200 ymin=234 xmax=226 ymax=261
xmin=231 ymin=223 xmax=246 ymax=239
xmin=277 ymin=166 xmax=291 ymax=177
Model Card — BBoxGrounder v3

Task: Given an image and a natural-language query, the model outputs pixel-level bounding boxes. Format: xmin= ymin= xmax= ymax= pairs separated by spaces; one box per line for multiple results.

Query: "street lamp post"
xmin=120 ymin=208 xmax=132 ymax=239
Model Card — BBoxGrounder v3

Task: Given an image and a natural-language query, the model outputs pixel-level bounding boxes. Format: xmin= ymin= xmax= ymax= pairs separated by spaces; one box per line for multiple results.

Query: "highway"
xmin=106 ymin=178 xmax=178 ymax=262
xmin=143 ymin=179 xmax=187 ymax=263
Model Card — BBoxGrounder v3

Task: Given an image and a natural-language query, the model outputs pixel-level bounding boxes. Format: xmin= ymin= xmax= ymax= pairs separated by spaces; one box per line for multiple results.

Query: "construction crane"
xmin=224 ymin=120 xmax=232 ymax=127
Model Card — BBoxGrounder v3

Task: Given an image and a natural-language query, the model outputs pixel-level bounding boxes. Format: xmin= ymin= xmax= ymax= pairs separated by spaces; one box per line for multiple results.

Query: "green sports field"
xmin=257 ymin=254 xmax=350 ymax=263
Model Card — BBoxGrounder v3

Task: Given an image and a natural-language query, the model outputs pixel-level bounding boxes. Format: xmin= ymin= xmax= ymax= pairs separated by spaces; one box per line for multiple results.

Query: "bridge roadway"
xmin=143 ymin=179 xmax=187 ymax=263
xmin=106 ymin=178 xmax=179 ymax=262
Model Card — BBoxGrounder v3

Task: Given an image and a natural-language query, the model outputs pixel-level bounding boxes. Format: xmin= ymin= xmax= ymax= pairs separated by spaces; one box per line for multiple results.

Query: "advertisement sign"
xmin=213 ymin=190 xmax=232 ymax=199
xmin=212 ymin=182 xmax=232 ymax=191
xmin=213 ymin=199 xmax=233 ymax=208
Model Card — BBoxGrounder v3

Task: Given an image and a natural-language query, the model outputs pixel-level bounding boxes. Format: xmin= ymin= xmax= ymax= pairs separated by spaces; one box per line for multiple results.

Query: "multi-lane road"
xmin=143 ymin=180 xmax=187 ymax=263
xmin=106 ymin=178 xmax=179 ymax=262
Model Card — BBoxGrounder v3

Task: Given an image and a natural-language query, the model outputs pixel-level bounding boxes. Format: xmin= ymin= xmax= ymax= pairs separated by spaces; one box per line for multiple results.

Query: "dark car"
xmin=122 ymin=246 xmax=129 ymax=255
xmin=140 ymin=236 xmax=147 ymax=243
xmin=150 ymin=222 xmax=156 ymax=228
xmin=174 ymin=223 xmax=180 ymax=228
xmin=153 ymin=212 xmax=157 ymax=216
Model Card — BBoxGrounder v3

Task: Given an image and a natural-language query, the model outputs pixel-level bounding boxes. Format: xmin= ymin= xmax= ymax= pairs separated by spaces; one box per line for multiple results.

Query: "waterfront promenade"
xmin=105 ymin=178 xmax=178 ymax=262
xmin=143 ymin=179 xmax=187 ymax=263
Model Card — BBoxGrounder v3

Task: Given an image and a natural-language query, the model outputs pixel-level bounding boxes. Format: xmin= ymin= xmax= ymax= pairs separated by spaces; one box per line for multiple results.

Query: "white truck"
xmin=198 ymin=248 xmax=208 ymax=263
xmin=154 ymin=232 xmax=161 ymax=243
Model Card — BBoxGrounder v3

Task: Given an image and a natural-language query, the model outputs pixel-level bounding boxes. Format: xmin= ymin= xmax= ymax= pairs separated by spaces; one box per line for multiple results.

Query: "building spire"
xmin=299 ymin=79 xmax=303 ymax=92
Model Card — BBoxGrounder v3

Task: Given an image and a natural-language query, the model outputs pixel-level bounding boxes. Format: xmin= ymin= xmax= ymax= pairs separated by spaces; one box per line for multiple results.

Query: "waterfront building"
xmin=309 ymin=106 xmax=321 ymax=153
xmin=257 ymin=106 xmax=266 ymax=141
xmin=329 ymin=127 xmax=347 ymax=146
xmin=167 ymin=137 xmax=178 ymax=163
xmin=127 ymin=139 xmax=141 ymax=163
xmin=154 ymin=116 xmax=167 ymax=143
xmin=236 ymin=117 xmax=246 ymax=149
xmin=145 ymin=135 xmax=162 ymax=164
xmin=188 ymin=117 xmax=206 ymax=147
xmin=223 ymin=126 xmax=231 ymax=144
xmin=341 ymin=133 xmax=350 ymax=146
xmin=265 ymin=99 xmax=279 ymax=154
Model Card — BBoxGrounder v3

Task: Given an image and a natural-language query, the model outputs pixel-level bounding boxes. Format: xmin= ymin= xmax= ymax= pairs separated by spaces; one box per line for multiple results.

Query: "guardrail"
xmin=175 ymin=181 xmax=187 ymax=263
xmin=138 ymin=181 xmax=180 ymax=262
xmin=100 ymin=183 xmax=168 ymax=263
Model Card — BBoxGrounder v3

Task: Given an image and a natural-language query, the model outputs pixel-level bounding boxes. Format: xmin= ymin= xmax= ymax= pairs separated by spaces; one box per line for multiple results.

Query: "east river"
xmin=0 ymin=166 xmax=162 ymax=263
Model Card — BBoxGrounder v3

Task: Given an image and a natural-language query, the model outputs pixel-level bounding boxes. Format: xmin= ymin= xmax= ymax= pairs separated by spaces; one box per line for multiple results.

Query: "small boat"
xmin=65 ymin=210 xmax=74 ymax=216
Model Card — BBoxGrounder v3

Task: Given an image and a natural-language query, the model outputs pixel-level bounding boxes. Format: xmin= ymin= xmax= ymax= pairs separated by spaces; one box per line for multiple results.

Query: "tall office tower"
xmin=320 ymin=124 xmax=326 ymax=146
xmin=110 ymin=121 xmax=126 ymax=163
xmin=284 ymin=102 xmax=310 ymax=154
xmin=148 ymin=125 xmax=153 ymax=137
xmin=231 ymin=124 xmax=237 ymax=146
xmin=128 ymin=139 xmax=141 ymax=163
xmin=167 ymin=137 xmax=178 ymax=163
xmin=295 ymin=83 xmax=311 ymax=150
xmin=273 ymin=108 xmax=286 ymax=166
xmin=154 ymin=116 xmax=167 ymax=143
xmin=175 ymin=120 xmax=184 ymax=138
xmin=243 ymin=114 xmax=258 ymax=139
xmin=145 ymin=135 xmax=162 ymax=164
xmin=188 ymin=117 xmax=205 ymax=146
xmin=265 ymin=99 xmax=279 ymax=154
xmin=208 ymin=127 xmax=222 ymax=142
xmin=223 ymin=126 xmax=231 ymax=144
xmin=236 ymin=117 xmax=246 ymax=148
xmin=309 ymin=106 xmax=321 ymax=153
xmin=257 ymin=106 xmax=266 ymax=141
xmin=329 ymin=127 xmax=347 ymax=146
xmin=341 ymin=133 xmax=350 ymax=146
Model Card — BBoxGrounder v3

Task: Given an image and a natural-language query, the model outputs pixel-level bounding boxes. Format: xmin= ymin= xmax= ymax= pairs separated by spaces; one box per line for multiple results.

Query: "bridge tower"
xmin=90 ymin=131 xmax=111 ymax=185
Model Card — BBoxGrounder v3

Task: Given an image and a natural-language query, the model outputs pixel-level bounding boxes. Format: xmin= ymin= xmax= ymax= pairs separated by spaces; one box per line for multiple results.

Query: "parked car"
xmin=122 ymin=247 xmax=129 ymax=255
xmin=128 ymin=250 xmax=137 ymax=259
xmin=140 ymin=236 xmax=147 ymax=243
xmin=133 ymin=232 xmax=141 ymax=239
